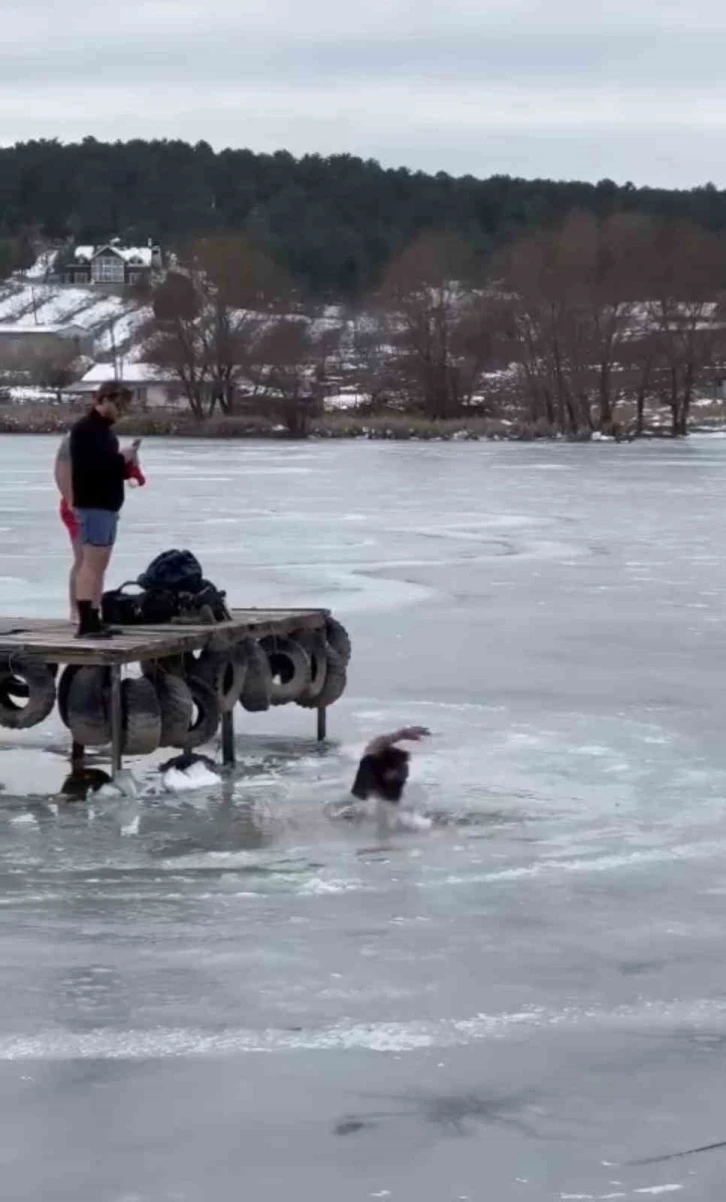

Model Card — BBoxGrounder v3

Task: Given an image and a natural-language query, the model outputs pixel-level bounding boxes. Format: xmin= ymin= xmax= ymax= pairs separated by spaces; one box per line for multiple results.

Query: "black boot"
xmin=95 ymin=605 xmax=121 ymax=635
xmin=75 ymin=601 xmax=113 ymax=640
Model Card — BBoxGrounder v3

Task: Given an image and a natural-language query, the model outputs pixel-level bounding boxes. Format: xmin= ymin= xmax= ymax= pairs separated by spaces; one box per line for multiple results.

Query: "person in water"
xmin=328 ymin=726 xmax=432 ymax=832
xmin=351 ymin=726 xmax=430 ymax=803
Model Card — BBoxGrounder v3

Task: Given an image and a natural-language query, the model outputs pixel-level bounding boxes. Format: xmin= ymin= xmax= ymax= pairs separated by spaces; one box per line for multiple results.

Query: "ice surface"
xmin=0 ymin=436 xmax=725 ymax=1199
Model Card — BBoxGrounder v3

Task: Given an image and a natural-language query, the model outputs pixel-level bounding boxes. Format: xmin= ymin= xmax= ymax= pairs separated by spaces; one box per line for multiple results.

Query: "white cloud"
xmin=0 ymin=0 xmax=724 ymax=187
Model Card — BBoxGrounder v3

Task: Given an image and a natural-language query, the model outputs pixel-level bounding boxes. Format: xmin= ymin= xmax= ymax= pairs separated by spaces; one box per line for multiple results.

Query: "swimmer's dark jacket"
xmin=351 ymin=745 xmax=410 ymax=803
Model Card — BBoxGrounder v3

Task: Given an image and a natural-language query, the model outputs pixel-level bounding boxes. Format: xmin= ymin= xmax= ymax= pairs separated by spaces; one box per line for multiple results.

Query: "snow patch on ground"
xmin=0 ymin=282 xmax=150 ymax=358
xmin=23 ymin=250 xmax=59 ymax=280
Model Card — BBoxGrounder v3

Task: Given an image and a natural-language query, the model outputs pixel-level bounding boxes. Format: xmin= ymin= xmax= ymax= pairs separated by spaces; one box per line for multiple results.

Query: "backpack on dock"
xmin=138 ymin=549 xmax=204 ymax=594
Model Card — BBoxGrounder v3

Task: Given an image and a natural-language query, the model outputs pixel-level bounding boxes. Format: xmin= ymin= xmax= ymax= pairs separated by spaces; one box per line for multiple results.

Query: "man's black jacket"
xmin=70 ymin=408 xmax=126 ymax=512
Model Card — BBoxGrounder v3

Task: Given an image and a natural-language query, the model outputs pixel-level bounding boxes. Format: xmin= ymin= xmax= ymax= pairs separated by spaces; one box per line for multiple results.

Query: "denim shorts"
xmin=76 ymin=508 xmax=119 ymax=548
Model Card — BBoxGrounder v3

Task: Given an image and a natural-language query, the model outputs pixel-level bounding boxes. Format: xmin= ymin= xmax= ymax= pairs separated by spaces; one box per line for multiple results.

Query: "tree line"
xmin=146 ymin=214 xmax=726 ymax=438
xmin=2 ymin=137 xmax=726 ymax=297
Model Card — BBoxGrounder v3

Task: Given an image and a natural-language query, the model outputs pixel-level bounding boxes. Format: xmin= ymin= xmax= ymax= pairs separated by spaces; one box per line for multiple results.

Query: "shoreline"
xmin=0 ymin=405 xmax=722 ymax=442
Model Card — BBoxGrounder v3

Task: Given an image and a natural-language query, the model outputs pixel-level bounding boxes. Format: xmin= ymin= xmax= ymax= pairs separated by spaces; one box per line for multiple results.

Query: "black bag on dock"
xmin=101 ymin=550 xmax=231 ymax=626
xmin=101 ymin=582 xmax=180 ymax=626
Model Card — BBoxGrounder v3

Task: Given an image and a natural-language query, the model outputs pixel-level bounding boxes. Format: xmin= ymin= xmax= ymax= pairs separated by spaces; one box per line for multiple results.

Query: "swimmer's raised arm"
xmin=363 ymin=726 xmax=431 ymax=756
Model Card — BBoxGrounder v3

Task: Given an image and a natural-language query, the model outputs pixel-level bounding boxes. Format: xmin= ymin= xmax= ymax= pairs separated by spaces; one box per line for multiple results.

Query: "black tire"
xmin=191 ymin=646 xmax=246 ymax=714
xmin=121 ymin=676 xmax=162 ymax=756
xmin=67 ymin=666 xmax=111 ymax=747
xmin=238 ymin=639 xmax=273 ymax=713
xmin=295 ymin=630 xmax=329 ymax=707
xmin=0 ymin=656 xmax=56 ymax=730
xmin=4 ymin=677 xmax=29 ymax=700
xmin=312 ymin=644 xmax=347 ymax=709
xmin=260 ymin=636 xmax=311 ymax=706
xmin=182 ymin=674 xmax=220 ymax=748
xmin=325 ymin=617 xmax=352 ymax=666
xmin=143 ymin=653 xmax=185 ymax=678
xmin=147 ymin=669 xmax=194 ymax=747
xmin=58 ymin=665 xmax=82 ymax=728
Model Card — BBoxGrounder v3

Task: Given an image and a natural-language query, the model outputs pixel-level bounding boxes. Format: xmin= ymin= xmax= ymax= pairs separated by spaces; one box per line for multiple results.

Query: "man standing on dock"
xmin=70 ymin=380 xmax=138 ymax=639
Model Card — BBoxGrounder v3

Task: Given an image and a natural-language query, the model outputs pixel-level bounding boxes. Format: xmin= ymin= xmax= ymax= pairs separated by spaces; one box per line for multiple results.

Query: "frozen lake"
xmin=2 ymin=434 xmax=726 ymax=1200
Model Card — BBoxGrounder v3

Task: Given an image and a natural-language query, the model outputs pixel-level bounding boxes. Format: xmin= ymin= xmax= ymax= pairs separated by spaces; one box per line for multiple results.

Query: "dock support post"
xmin=110 ymin=664 xmax=123 ymax=778
xmin=221 ymin=709 xmax=236 ymax=766
xmin=316 ymin=706 xmax=327 ymax=743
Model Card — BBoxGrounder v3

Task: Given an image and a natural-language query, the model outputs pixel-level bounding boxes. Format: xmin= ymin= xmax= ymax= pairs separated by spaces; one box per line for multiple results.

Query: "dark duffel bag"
xmin=101 ymin=583 xmax=180 ymax=626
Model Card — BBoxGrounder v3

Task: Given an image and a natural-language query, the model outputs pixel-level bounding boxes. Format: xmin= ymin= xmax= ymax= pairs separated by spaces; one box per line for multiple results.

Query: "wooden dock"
xmin=0 ymin=608 xmax=327 ymax=665
xmin=0 ymin=608 xmax=332 ymax=778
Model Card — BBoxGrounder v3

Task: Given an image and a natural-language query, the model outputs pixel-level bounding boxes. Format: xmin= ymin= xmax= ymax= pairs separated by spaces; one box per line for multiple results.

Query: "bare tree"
xmin=148 ymin=236 xmax=288 ymax=418
xmin=644 ymin=222 xmax=726 ymax=436
xmin=193 ymin=235 xmax=288 ymax=415
xmin=619 ymin=328 xmax=660 ymax=436
xmin=147 ymin=271 xmax=208 ymax=417
xmin=501 ymin=212 xmax=726 ymax=438
xmin=31 ymin=344 xmax=83 ymax=401
xmin=499 ymin=212 xmax=652 ymax=435
xmin=498 ymin=224 xmax=591 ymax=435
xmin=375 ymin=233 xmax=502 ymax=420
xmin=347 ymin=309 xmax=405 ymax=410
xmin=578 ymin=212 xmax=653 ymax=433
xmin=249 ymin=317 xmax=343 ymax=436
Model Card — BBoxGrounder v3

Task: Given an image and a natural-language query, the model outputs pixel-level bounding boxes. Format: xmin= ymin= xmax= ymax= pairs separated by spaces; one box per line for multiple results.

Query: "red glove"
xmin=124 ymin=461 xmax=146 ymax=487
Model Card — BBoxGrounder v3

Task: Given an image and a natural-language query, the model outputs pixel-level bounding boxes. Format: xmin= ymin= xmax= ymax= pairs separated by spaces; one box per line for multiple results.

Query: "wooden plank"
xmin=0 ymin=607 xmax=329 ymax=666
xmin=0 ymin=610 xmax=325 ymax=633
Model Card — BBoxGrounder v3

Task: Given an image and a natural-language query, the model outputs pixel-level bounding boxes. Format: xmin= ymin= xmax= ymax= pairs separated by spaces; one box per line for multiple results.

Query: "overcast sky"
xmin=1 ymin=0 xmax=723 ymax=188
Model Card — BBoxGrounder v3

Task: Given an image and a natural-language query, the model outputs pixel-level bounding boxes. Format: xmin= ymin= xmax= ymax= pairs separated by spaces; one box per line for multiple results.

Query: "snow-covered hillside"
xmin=0 ymin=281 xmax=151 ymax=362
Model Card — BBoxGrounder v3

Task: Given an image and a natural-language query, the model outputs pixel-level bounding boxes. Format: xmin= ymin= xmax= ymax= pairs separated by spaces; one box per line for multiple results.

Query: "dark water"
xmin=2 ymin=434 xmax=726 ymax=1200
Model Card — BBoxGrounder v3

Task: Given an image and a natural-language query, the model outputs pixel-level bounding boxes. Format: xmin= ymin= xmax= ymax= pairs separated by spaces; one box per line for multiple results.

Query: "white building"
xmin=0 ymin=323 xmax=94 ymax=367
xmin=65 ymin=362 xmax=185 ymax=408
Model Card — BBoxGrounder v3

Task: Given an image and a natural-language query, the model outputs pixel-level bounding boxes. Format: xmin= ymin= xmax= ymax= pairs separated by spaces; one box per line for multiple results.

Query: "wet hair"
xmin=351 ymin=745 xmax=410 ymax=803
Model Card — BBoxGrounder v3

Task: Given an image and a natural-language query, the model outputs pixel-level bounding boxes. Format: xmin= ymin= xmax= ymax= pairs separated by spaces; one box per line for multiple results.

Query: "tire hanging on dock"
xmin=57 ymin=665 xmax=82 ymax=728
xmin=306 ymin=643 xmax=347 ymax=709
xmin=66 ymin=666 xmax=111 ymax=747
xmin=294 ymin=629 xmax=329 ymax=707
xmin=260 ymin=636 xmax=312 ymax=706
xmin=181 ymin=673 xmax=220 ymax=748
xmin=0 ymin=655 xmax=57 ymax=730
xmin=146 ymin=668 xmax=194 ymax=747
xmin=121 ymin=676 xmax=162 ymax=756
xmin=324 ymin=617 xmax=352 ymax=665
xmin=238 ymin=638 xmax=273 ymax=712
xmin=141 ymin=652 xmax=186 ymax=679
xmin=187 ymin=645 xmax=247 ymax=714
